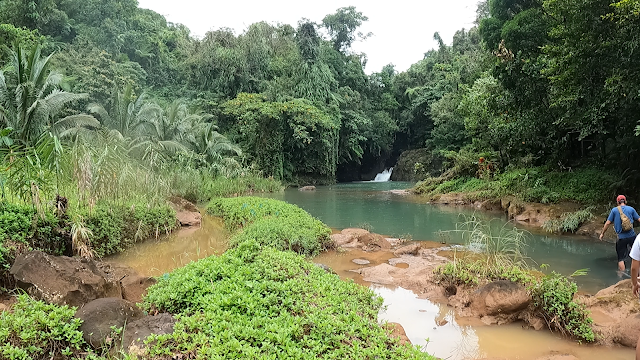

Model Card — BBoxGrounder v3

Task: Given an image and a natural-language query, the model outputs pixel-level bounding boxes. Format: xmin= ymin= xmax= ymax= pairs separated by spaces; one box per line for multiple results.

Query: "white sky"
xmin=137 ymin=0 xmax=479 ymax=73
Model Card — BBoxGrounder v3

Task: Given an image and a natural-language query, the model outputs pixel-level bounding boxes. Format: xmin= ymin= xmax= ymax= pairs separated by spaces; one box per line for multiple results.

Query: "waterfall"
xmin=373 ymin=168 xmax=393 ymax=182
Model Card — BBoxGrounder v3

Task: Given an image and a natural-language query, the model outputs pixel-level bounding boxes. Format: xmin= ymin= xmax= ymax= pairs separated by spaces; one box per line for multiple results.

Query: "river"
xmin=108 ymin=181 xmax=635 ymax=359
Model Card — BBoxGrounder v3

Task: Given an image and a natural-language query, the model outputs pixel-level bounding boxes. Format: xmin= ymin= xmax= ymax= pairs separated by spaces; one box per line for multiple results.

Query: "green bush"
xmin=207 ymin=197 xmax=331 ymax=256
xmin=0 ymin=294 xmax=92 ymax=359
xmin=142 ymin=243 xmax=433 ymax=359
xmin=85 ymin=202 xmax=178 ymax=257
xmin=529 ymin=271 xmax=595 ymax=342
xmin=0 ymin=202 xmax=67 ymax=271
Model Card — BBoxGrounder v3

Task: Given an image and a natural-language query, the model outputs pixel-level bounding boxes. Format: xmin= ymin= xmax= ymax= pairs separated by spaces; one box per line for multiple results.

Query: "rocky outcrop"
xmin=469 ymin=280 xmax=531 ymax=317
xmin=169 ymin=196 xmax=201 ymax=227
xmin=331 ymin=228 xmax=391 ymax=252
xmin=390 ymin=148 xmax=443 ymax=182
xmin=299 ymin=186 xmax=316 ymax=191
xmin=393 ymin=243 xmax=421 ymax=256
xmin=76 ymin=298 xmax=144 ymax=348
xmin=10 ymin=251 xmax=122 ymax=307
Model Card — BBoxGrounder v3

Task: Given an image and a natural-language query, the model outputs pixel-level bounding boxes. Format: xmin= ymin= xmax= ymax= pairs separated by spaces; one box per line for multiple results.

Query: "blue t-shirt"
xmin=607 ymin=205 xmax=640 ymax=239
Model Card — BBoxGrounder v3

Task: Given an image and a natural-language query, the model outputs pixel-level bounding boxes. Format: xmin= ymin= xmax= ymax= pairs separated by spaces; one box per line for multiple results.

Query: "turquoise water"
xmin=263 ymin=182 xmax=622 ymax=293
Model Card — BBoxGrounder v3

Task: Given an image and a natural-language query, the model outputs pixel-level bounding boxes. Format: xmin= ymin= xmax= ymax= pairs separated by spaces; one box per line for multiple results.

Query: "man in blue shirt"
xmin=600 ymin=195 xmax=640 ymax=271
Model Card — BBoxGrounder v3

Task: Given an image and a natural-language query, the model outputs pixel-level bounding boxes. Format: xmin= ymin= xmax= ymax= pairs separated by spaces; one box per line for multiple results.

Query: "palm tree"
xmin=0 ymin=42 xmax=99 ymax=147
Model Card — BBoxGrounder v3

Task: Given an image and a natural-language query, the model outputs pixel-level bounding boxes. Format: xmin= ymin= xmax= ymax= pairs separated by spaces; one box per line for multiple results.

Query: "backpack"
xmin=617 ymin=206 xmax=633 ymax=232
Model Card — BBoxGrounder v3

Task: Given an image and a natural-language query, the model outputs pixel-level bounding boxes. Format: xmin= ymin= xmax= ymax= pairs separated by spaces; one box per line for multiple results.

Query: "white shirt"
xmin=630 ymin=234 xmax=640 ymax=261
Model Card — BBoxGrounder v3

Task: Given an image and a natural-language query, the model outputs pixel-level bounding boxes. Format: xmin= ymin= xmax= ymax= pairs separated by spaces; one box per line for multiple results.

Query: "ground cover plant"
xmin=0 ymin=294 xmax=95 ymax=359
xmin=207 ymin=197 xmax=332 ymax=256
xmin=142 ymin=241 xmax=434 ymax=359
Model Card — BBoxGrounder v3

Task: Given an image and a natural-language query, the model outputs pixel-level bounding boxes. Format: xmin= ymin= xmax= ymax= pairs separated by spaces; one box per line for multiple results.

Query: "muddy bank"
xmin=327 ymin=227 xmax=635 ymax=357
xmin=421 ymin=192 xmax=610 ymax=239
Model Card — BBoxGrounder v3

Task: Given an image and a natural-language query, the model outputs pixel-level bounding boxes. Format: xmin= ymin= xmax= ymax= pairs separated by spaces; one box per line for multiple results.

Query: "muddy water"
xmin=107 ymin=214 xmax=228 ymax=276
xmin=317 ymin=249 xmax=634 ymax=360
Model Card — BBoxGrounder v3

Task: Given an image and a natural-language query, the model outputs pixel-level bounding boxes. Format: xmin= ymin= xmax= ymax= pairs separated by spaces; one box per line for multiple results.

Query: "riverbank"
xmin=322 ymin=227 xmax=636 ymax=359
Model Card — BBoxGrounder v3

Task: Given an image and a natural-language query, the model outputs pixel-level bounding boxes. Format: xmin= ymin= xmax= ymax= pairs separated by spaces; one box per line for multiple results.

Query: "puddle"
xmin=373 ymin=285 xmax=634 ymax=360
xmin=107 ymin=214 xmax=228 ymax=276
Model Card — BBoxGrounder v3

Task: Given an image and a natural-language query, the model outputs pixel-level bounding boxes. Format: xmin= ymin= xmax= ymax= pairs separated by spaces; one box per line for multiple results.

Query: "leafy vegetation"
xmin=142 ymin=243 xmax=433 ymax=359
xmin=207 ymin=197 xmax=332 ymax=256
xmin=435 ymin=217 xmax=595 ymax=342
xmin=0 ymin=294 xmax=91 ymax=359
xmin=543 ymin=207 xmax=596 ymax=233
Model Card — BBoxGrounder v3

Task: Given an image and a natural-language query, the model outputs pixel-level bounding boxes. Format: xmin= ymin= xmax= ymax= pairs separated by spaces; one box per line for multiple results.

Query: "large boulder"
xmin=470 ymin=280 xmax=531 ymax=317
xmin=75 ymin=298 xmax=144 ymax=348
xmin=393 ymin=243 xmax=421 ymax=256
xmin=121 ymin=313 xmax=177 ymax=351
xmin=10 ymin=251 xmax=121 ymax=307
xmin=98 ymin=263 xmax=157 ymax=303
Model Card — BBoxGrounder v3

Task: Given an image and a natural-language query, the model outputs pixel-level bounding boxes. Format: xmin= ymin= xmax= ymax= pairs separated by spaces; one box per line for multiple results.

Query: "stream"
xmin=108 ymin=182 xmax=635 ymax=359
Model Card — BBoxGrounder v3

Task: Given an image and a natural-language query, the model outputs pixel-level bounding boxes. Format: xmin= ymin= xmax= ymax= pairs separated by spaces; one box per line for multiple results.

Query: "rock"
xmin=75 ymin=298 xmax=144 ymax=348
xmin=393 ymin=243 xmax=421 ymax=256
xmin=10 ymin=251 xmax=121 ymax=307
xmin=97 ymin=263 xmax=157 ymax=304
xmin=175 ymin=211 xmax=202 ymax=227
xmin=470 ymin=280 xmax=531 ymax=317
xmin=341 ymin=228 xmax=370 ymax=238
xmin=384 ymin=322 xmax=411 ymax=345
xmin=331 ymin=233 xmax=357 ymax=247
xmin=121 ymin=313 xmax=176 ymax=351
xmin=169 ymin=197 xmax=200 ymax=227
xmin=0 ymin=303 xmax=7 ymax=312
xmin=314 ymin=263 xmax=335 ymax=274
xmin=299 ymin=186 xmax=316 ymax=191
xmin=358 ymin=233 xmax=392 ymax=252
xmin=352 ymin=259 xmax=371 ymax=265
xmin=613 ymin=313 xmax=640 ymax=347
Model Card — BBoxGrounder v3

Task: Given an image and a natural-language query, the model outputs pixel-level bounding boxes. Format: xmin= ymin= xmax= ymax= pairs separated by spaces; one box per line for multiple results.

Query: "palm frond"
xmin=51 ymin=114 xmax=101 ymax=136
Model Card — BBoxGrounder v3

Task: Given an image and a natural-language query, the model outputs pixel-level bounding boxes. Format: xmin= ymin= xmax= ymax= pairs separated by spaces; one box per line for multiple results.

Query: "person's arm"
xmin=600 ymin=220 xmax=612 ymax=240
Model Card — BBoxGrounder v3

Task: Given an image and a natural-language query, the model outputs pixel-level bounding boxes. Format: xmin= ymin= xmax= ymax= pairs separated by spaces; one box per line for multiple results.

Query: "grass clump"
xmin=435 ymin=216 xmax=595 ymax=343
xmin=543 ymin=207 xmax=595 ymax=233
xmin=142 ymin=241 xmax=434 ymax=360
xmin=0 ymin=294 xmax=92 ymax=359
xmin=207 ymin=197 xmax=332 ymax=256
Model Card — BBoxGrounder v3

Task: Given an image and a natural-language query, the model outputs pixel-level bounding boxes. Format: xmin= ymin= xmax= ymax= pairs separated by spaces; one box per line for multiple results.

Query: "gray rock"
xmin=75 ymin=298 xmax=144 ymax=348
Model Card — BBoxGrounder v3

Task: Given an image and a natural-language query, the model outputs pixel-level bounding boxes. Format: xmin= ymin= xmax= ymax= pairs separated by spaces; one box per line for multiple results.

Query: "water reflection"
xmin=374 ymin=285 xmax=634 ymax=360
xmin=107 ymin=215 xmax=228 ymax=276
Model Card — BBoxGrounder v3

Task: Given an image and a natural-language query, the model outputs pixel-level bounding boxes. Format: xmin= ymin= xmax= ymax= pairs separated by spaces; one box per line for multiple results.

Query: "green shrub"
xmin=85 ymin=202 xmax=178 ymax=257
xmin=529 ymin=271 xmax=595 ymax=342
xmin=207 ymin=197 xmax=331 ymax=256
xmin=0 ymin=202 xmax=67 ymax=271
xmin=142 ymin=244 xmax=433 ymax=359
xmin=0 ymin=294 xmax=92 ymax=359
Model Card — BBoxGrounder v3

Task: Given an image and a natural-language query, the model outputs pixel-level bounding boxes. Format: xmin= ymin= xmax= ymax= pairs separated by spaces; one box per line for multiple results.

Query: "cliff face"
xmin=390 ymin=148 xmax=444 ymax=182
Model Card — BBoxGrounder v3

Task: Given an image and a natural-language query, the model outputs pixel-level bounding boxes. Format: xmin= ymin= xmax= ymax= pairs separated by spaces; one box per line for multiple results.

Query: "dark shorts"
xmin=616 ymin=236 xmax=636 ymax=262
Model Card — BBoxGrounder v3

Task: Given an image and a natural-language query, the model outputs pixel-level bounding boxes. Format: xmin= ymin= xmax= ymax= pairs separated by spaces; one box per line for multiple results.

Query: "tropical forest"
xmin=1 ymin=0 xmax=640 ymax=359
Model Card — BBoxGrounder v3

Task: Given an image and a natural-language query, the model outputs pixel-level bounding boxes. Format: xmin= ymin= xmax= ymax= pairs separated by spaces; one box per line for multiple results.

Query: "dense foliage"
xmin=207 ymin=197 xmax=332 ymax=256
xmin=142 ymin=243 xmax=433 ymax=359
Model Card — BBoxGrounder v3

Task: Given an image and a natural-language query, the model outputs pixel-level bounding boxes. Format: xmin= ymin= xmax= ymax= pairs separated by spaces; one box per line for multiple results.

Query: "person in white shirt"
xmin=628 ymin=234 xmax=640 ymax=359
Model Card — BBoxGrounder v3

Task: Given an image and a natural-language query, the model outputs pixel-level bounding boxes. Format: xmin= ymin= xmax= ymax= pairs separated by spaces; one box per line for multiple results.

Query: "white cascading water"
xmin=373 ymin=167 xmax=393 ymax=182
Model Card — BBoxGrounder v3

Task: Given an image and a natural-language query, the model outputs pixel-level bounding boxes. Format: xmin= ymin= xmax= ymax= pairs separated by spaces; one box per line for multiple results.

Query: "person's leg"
xmin=616 ymin=239 xmax=628 ymax=271
xmin=636 ymin=333 xmax=640 ymax=360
